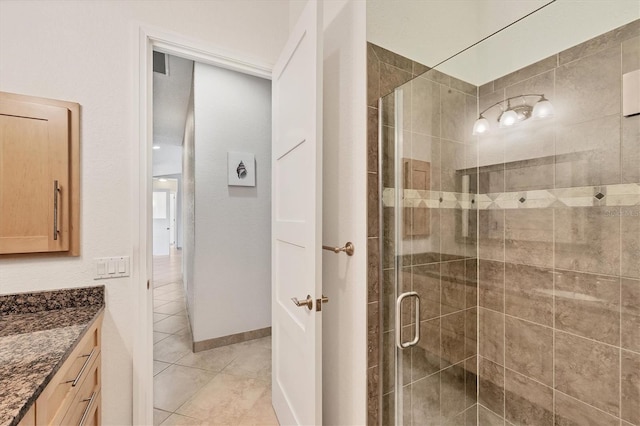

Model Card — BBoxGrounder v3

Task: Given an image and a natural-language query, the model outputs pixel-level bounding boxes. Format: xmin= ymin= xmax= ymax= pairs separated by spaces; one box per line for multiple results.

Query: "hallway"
xmin=153 ymin=250 xmax=279 ymax=425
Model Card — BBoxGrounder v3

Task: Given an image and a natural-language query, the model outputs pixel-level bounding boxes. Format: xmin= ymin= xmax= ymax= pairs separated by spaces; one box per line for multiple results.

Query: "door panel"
xmin=152 ymin=190 xmax=170 ymax=256
xmin=0 ymin=99 xmax=70 ymax=254
xmin=271 ymin=1 xmax=323 ymax=424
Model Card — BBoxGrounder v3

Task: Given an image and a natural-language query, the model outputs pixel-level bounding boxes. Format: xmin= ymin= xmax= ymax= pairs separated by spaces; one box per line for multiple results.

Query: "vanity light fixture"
xmin=472 ymin=94 xmax=554 ymax=135
xmin=153 ymin=145 xmax=161 ymax=150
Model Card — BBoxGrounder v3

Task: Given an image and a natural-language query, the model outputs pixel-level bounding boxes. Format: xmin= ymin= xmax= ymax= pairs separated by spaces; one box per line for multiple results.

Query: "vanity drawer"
xmin=59 ymin=354 xmax=101 ymax=426
xmin=35 ymin=313 xmax=102 ymax=425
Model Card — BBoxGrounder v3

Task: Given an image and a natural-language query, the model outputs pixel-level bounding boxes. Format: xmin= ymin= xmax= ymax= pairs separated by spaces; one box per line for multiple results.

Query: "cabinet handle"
xmin=66 ymin=347 xmax=96 ymax=387
xmin=78 ymin=391 xmax=97 ymax=426
xmin=53 ymin=180 xmax=61 ymax=240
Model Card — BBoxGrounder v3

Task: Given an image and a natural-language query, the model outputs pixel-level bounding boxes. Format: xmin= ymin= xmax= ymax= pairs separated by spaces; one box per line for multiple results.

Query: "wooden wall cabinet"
xmin=0 ymin=92 xmax=79 ymax=256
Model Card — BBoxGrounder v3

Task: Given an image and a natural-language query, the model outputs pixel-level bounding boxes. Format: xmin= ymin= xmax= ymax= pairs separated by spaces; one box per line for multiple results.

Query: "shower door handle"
xmin=395 ymin=291 xmax=420 ymax=349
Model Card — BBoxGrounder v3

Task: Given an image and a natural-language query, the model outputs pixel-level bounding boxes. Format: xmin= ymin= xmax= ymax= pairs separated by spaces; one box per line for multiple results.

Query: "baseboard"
xmin=193 ymin=326 xmax=271 ymax=352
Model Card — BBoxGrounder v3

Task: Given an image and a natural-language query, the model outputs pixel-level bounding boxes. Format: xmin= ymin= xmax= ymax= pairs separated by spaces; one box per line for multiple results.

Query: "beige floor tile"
xmin=154 ymin=313 xmax=171 ymax=324
xmin=222 ymin=346 xmax=271 ymax=381
xmin=176 ymin=373 xmax=269 ymax=423
xmin=155 ymin=282 xmax=183 ymax=295
xmin=156 ymin=289 xmax=186 ymax=302
xmin=159 ymin=413 xmax=205 ymax=425
xmin=237 ymin=388 xmax=279 ymax=426
xmin=155 ymin=315 xmax=189 ymax=334
xmin=175 ymin=345 xmax=237 ymax=372
xmin=154 ymin=333 xmax=192 ymax=363
xmin=154 ymin=298 xmax=172 ymax=309
xmin=155 ymin=301 xmax=187 ymax=315
xmin=154 ymin=331 xmax=171 ymax=344
xmin=154 ymin=364 xmax=217 ymax=412
xmin=154 ymin=409 xmax=172 ymax=426
xmin=154 ymin=360 xmax=171 ymax=376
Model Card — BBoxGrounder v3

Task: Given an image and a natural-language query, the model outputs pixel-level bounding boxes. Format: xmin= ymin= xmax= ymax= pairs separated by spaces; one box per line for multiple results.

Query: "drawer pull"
xmin=65 ymin=347 xmax=96 ymax=387
xmin=78 ymin=392 xmax=97 ymax=426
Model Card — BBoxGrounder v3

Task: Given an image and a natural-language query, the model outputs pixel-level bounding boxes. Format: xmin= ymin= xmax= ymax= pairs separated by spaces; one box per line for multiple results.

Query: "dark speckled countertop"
xmin=0 ymin=286 xmax=104 ymax=426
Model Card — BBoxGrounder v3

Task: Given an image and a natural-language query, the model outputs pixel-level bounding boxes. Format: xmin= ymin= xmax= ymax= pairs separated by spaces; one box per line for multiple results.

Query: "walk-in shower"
xmin=367 ymin=3 xmax=640 ymax=424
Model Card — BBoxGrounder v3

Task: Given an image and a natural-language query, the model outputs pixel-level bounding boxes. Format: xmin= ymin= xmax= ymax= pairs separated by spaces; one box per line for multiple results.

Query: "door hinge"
xmin=147 ymin=280 xmax=150 ymax=290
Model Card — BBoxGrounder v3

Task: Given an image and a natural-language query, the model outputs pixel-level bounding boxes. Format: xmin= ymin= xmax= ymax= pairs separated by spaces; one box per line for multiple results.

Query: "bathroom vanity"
xmin=0 ymin=287 xmax=104 ymax=426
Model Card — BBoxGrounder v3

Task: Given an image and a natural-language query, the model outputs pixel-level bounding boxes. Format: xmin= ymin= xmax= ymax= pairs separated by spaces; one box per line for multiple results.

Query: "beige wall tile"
xmin=556 ymin=46 xmax=620 ymax=126
xmin=554 ymin=392 xmax=619 ymax=426
xmin=505 ymin=263 xmax=553 ymax=326
xmin=554 ymin=207 xmax=621 ymax=276
xmin=441 ymin=310 xmax=467 ymax=367
xmin=555 ymin=331 xmax=620 ymax=416
xmin=555 ymin=270 xmax=620 ymax=345
xmin=622 ymin=115 xmax=640 ymax=184
xmin=621 ymin=350 xmax=640 ymax=424
xmin=479 ymin=260 xmax=505 ymax=312
xmin=479 ymin=358 xmax=505 ymax=416
xmin=411 ymin=373 xmax=441 ymax=425
xmin=621 ymin=278 xmax=640 ymax=352
xmin=413 ymin=263 xmax=441 ymax=320
xmin=410 ymin=77 xmax=441 ymax=137
xmin=505 ymin=208 xmax=553 ymax=268
xmin=441 ymin=260 xmax=467 ymax=314
xmin=555 ymin=115 xmax=621 ymax=187
xmin=621 ymin=207 xmax=640 ymax=279
xmin=411 ymin=318 xmax=441 ymax=381
xmin=479 ymin=308 xmax=504 ymax=364
xmin=505 ymin=316 xmax=553 ymax=386
xmin=504 ymin=369 xmax=553 ymax=426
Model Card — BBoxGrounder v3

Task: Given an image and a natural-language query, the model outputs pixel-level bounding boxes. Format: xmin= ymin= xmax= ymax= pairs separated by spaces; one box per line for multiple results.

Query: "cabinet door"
xmin=0 ymin=99 xmax=70 ymax=253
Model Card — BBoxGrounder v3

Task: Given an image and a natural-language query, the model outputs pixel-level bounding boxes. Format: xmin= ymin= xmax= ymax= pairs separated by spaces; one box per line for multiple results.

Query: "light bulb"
xmin=499 ymin=109 xmax=518 ymax=128
xmin=472 ymin=116 xmax=490 ymax=135
xmin=153 ymin=145 xmax=161 ymax=150
xmin=532 ymin=96 xmax=554 ymax=119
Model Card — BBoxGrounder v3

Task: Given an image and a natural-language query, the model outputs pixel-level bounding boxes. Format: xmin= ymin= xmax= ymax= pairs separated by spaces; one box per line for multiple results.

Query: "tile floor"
xmin=153 ymin=249 xmax=279 ymax=425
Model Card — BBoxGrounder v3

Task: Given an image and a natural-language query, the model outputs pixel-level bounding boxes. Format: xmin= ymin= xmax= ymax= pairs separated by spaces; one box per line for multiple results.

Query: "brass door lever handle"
xmin=322 ymin=241 xmax=354 ymax=256
xmin=292 ymin=295 xmax=313 ymax=310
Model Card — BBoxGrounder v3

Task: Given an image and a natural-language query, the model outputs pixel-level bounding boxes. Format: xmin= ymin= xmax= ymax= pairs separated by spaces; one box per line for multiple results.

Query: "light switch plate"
xmin=95 ymin=256 xmax=130 ymax=279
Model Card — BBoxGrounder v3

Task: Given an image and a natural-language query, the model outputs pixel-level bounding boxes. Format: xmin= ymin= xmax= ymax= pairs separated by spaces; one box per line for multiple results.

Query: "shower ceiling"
xmin=367 ymin=0 xmax=640 ymax=85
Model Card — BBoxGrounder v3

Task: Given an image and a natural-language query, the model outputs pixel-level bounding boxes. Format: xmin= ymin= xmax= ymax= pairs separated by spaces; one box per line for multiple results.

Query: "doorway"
xmin=150 ymin=51 xmax=277 ymax=425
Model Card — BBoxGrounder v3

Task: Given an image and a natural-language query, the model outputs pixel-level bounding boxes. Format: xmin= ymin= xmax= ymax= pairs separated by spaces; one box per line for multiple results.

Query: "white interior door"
xmin=169 ymin=192 xmax=176 ymax=245
xmin=271 ymin=1 xmax=323 ymax=424
xmin=152 ymin=190 xmax=170 ymax=255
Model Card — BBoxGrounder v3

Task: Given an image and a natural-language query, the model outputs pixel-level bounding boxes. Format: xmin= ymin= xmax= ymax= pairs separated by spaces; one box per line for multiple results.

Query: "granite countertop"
xmin=0 ymin=286 xmax=105 ymax=426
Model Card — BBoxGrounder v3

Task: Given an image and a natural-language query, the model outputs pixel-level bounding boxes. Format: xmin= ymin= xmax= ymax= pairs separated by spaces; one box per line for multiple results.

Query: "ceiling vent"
xmin=153 ymin=51 xmax=169 ymax=75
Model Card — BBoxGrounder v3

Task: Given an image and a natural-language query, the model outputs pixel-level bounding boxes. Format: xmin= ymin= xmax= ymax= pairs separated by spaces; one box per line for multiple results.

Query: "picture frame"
xmin=228 ymin=151 xmax=256 ymax=187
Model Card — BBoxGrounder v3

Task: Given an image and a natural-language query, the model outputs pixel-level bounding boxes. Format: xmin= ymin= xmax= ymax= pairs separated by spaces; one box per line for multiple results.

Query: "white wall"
xmin=183 ymin=83 xmax=196 ymax=327
xmin=321 ymin=0 xmax=368 ymax=424
xmin=0 ymin=1 xmax=288 ymax=424
xmin=192 ymin=63 xmax=272 ymax=342
xmin=152 ymin=145 xmax=183 ymax=176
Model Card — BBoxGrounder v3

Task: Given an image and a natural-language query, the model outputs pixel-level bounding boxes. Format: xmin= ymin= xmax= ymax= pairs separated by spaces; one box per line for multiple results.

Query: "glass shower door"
xmin=380 ymin=68 xmax=479 ymax=425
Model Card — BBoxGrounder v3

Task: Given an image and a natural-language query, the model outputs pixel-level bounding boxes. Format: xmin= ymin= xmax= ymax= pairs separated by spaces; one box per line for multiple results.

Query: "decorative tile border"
xmin=382 ymin=183 xmax=640 ymax=210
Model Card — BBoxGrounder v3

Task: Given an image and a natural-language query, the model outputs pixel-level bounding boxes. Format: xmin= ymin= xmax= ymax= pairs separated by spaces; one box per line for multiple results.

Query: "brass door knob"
xmin=292 ymin=295 xmax=313 ymax=310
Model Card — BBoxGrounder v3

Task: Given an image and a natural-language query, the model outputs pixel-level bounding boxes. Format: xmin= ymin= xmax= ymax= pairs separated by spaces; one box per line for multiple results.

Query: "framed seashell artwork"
xmin=227 ymin=151 xmax=256 ymax=187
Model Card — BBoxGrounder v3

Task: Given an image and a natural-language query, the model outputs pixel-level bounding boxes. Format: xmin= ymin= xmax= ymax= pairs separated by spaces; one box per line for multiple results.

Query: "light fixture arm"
xmin=477 ymin=93 xmax=546 ymax=118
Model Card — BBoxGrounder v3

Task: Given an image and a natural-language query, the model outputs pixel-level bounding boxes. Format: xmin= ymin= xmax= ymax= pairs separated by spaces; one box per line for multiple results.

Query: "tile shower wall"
xmin=475 ymin=19 xmax=640 ymax=426
xmin=369 ymin=18 xmax=639 ymax=426
xmin=368 ymin=43 xmax=430 ymax=426
xmin=368 ymin=42 xmax=480 ymax=425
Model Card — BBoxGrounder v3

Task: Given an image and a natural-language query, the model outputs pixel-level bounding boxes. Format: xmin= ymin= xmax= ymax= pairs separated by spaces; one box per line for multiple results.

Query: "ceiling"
xmin=367 ymin=0 xmax=640 ymax=86
xmin=153 ymin=54 xmax=193 ymax=147
xmin=152 ymin=54 xmax=193 ymax=176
